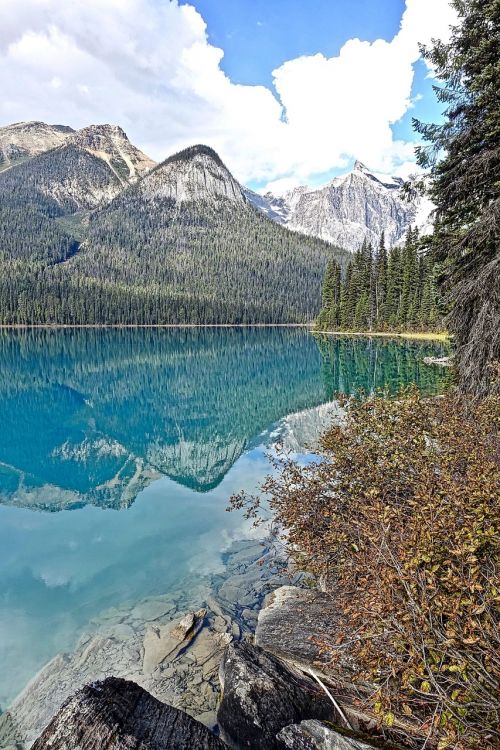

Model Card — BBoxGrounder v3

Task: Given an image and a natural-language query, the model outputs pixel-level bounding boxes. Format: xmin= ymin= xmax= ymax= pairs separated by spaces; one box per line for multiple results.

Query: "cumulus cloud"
xmin=0 ymin=0 xmax=457 ymax=185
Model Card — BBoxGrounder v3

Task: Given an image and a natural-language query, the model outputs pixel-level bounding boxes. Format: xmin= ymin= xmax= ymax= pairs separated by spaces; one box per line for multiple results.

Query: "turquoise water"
xmin=0 ymin=328 xmax=450 ymax=707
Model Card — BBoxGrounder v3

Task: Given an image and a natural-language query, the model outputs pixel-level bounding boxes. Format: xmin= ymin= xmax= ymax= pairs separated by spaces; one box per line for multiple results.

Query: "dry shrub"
xmin=231 ymin=388 xmax=500 ymax=749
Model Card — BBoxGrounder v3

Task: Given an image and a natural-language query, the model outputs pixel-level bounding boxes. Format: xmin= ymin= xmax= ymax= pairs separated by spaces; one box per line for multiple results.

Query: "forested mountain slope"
xmin=0 ymin=121 xmax=74 ymax=171
xmin=0 ymin=144 xmax=348 ymax=324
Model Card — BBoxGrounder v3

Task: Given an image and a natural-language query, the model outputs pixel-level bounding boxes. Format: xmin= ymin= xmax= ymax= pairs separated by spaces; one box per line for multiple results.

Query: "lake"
xmin=0 ymin=328 xmax=450 ymax=710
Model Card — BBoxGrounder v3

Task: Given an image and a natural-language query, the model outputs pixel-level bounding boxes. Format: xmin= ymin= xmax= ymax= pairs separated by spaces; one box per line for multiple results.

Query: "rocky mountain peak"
xmin=246 ymin=161 xmax=432 ymax=252
xmin=139 ymin=144 xmax=246 ymax=205
xmin=71 ymin=123 xmax=128 ymax=145
xmin=70 ymin=124 xmax=155 ymax=183
xmin=353 ymin=159 xmax=370 ymax=173
xmin=0 ymin=120 xmax=74 ymax=169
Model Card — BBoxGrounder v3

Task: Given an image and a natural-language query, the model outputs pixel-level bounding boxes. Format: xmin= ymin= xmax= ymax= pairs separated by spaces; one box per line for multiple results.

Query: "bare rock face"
xmin=247 ymin=161 xmax=433 ymax=252
xmin=0 ymin=121 xmax=73 ymax=169
xmin=138 ymin=144 xmax=247 ymax=206
xmin=31 ymin=677 xmax=226 ymax=750
xmin=70 ymin=124 xmax=155 ymax=183
xmin=278 ymin=720 xmax=378 ymax=750
xmin=217 ymin=641 xmax=335 ymax=749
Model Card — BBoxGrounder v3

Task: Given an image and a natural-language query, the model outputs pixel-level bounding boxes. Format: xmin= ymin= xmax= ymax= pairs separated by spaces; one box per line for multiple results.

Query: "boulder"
xmin=31 ymin=677 xmax=226 ymax=750
xmin=278 ymin=720 xmax=379 ymax=749
xmin=217 ymin=641 xmax=335 ymax=749
xmin=143 ymin=608 xmax=206 ymax=674
xmin=256 ymin=586 xmax=343 ymax=673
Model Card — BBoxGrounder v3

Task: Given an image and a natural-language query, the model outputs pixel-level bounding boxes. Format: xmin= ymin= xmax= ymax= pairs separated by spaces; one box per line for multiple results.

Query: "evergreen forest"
xmin=316 ymin=228 xmax=443 ymax=333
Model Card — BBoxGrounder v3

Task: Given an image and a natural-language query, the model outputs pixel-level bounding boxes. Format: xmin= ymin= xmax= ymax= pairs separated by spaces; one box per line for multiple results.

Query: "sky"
xmin=0 ymin=0 xmax=457 ymax=192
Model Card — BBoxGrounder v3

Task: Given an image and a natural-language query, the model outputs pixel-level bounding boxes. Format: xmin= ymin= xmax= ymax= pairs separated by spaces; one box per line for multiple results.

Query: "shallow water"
xmin=0 ymin=328 xmax=450 ymax=707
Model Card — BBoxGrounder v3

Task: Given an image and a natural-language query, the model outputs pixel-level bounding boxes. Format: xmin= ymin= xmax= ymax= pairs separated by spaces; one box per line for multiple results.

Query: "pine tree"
xmin=414 ymin=0 xmax=500 ymax=395
xmin=317 ymin=259 xmax=341 ymax=330
xmin=375 ymin=232 xmax=387 ymax=326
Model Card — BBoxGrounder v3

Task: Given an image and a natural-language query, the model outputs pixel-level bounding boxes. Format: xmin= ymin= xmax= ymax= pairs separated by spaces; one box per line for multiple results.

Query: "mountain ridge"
xmin=0 ymin=120 xmax=155 ymax=183
xmin=0 ymin=140 xmax=347 ymax=324
xmin=246 ymin=161 xmax=433 ymax=251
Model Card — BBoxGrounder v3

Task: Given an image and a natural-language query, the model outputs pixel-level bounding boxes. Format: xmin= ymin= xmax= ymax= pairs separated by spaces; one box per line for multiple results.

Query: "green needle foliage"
xmin=317 ymin=229 xmax=443 ymax=333
xmin=413 ymin=0 xmax=500 ymax=396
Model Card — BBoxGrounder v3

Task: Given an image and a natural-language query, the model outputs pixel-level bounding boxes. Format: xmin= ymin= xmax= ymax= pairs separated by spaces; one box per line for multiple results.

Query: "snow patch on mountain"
xmin=247 ymin=161 xmax=433 ymax=252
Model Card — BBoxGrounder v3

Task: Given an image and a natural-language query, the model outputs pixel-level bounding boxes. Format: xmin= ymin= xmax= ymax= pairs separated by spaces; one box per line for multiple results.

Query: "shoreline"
xmin=0 ymin=323 xmax=449 ymax=342
xmin=0 ymin=535 xmax=290 ymax=748
xmin=314 ymin=329 xmax=450 ymax=342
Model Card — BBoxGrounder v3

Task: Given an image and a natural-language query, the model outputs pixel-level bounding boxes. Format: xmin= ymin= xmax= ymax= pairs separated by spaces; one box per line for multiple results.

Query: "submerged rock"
xmin=31 ymin=677 xmax=225 ymax=750
xmin=143 ymin=608 xmax=206 ymax=674
xmin=278 ymin=720 xmax=378 ymax=750
xmin=217 ymin=641 xmax=335 ymax=749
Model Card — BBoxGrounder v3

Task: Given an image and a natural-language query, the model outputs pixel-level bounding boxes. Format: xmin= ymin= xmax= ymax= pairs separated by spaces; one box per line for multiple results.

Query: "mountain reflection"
xmin=0 ymin=328 xmax=449 ymax=511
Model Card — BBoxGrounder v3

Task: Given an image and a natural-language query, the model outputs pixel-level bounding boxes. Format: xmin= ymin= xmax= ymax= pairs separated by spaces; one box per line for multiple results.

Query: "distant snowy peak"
xmin=351 ymin=159 xmax=404 ymax=189
xmin=139 ymin=144 xmax=247 ymax=205
xmin=70 ymin=124 xmax=155 ymax=183
xmin=247 ymin=161 xmax=434 ymax=252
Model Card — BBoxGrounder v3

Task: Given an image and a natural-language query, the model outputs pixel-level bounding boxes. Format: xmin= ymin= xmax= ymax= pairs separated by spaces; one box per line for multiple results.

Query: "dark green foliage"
xmin=0 ymin=156 xmax=349 ymax=323
xmin=414 ymin=0 xmax=500 ymax=395
xmin=0 ymin=144 xmax=120 ymax=265
xmin=316 ymin=259 xmax=341 ymax=330
xmin=318 ymin=230 xmax=442 ymax=332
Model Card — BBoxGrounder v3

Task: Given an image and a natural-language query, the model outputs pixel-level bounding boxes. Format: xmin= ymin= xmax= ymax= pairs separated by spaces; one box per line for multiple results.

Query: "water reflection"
xmin=0 ymin=328 xmax=450 ymax=511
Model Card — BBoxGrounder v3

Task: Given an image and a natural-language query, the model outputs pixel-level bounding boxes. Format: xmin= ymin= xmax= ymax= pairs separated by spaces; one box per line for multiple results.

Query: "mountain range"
xmin=245 ymin=161 xmax=433 ymax=250
xmin=0 ymin=120 xmax=432 ymax=325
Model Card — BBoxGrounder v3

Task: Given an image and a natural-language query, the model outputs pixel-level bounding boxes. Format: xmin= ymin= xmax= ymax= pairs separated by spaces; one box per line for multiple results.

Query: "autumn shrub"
xmin=231 ymin=388 xmax=499 ymax=749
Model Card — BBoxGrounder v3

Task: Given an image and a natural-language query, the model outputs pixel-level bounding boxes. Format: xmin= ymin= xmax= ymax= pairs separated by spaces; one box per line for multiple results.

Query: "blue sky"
xmin=0 ymin=0 xmax=455 ymax=190
xmin=195 ymin=0 xmax=405 ymax=86
xmin=191 ymin=0 xmax=444 ymax=185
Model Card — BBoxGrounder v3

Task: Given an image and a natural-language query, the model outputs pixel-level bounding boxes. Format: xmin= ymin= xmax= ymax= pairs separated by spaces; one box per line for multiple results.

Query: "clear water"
xmin=0 ymin=328 xmax=450 ymax=708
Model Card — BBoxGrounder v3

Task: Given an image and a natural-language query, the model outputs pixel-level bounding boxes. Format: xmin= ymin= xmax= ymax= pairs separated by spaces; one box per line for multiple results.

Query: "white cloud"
xmin=0 ymin=0 xmax=457 ymax=185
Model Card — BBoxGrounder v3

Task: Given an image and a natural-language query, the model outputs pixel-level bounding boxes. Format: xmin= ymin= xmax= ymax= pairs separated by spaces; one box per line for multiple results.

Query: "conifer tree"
xmin=414 ymin=0 xmax=500 ymax=395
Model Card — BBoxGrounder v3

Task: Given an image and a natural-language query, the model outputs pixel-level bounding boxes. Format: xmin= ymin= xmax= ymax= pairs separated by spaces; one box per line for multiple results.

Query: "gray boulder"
xmin=278 ymin=720 xmax=379 ymax=749
xmin=217 ymin=641 xmax=335 ymax=749
xmin=256 ymin=586 xmax=343 ymax=672
xmin=31 ymin=677 xmax=226 ymax=750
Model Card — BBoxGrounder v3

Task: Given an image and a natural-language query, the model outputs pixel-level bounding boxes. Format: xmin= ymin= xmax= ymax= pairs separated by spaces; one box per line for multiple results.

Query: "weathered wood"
xmin=31 ymin=677 xmax=226 ymax=750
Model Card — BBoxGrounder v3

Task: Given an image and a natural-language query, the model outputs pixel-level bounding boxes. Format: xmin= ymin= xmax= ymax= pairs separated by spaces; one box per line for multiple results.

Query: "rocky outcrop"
xmin=143 ymin=608 xmax=207 ymax=674
xmin=0 ymin=121 xmax=73 ymax=169
xmin=31 ymin=677 xmax=225 ymax=750
xmin=247 ymin=161 xmax=433 ymax=252
xmin=278 ymin=720 xmax=378 ymax=750
xmin=256 ymin=586 xmax=345 ymax=674
xmin=70 ymin=124 xmax=155 ymax=183
xmin=138 ymin=145 xmax=246 ymax=205
xmin=217 ymin=641 xmax=335 ymax=749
